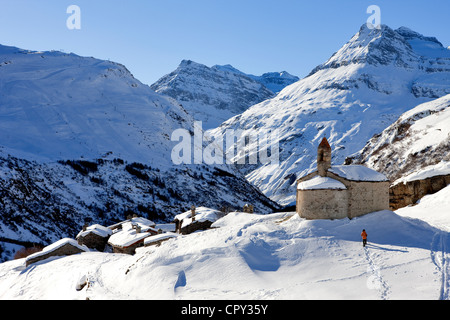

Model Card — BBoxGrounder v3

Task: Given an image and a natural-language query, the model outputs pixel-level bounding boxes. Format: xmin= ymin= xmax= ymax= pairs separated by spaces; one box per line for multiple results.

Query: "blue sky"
xmin=0 ymin=0 xmax=449 ymax=85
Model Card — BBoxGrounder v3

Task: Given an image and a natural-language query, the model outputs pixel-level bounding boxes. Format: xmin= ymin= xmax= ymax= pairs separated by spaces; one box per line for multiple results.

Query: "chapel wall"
xmin=347 ymin=181 xmax=390 ymax=219
xmin=297 ymin=189 xmax=348 ymax=220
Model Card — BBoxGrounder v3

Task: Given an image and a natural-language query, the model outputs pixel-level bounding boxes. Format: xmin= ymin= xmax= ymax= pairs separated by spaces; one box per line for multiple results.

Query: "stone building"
xmin=144 ymin=232 xmax=179 ymax=247
xmin=76 ymin=224 xmax=112 ymax=252
xmin=174 ymin=206 xmax=221 ymax=234
xmin=296 ymin=137 xmax=390 ymax=220
xmin=108 ymin=219 xmax=158 ymax=255
xmin=25 ymin=238 xmax=89 ymax=267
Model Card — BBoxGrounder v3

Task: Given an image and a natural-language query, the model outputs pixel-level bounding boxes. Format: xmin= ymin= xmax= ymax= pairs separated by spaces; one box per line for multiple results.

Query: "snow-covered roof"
xmin=77 ymin=224 xmax=112 ymax=239
xmin=329 ymin=165 xmax=388 ymax=182
xmin=297 ymin=176 xmax=347 ymax=190
xmin=109 ymin=217 xmax=156 ymax=232
xmin=130 ymin=217 xmax=156 ymax=227
xmin=129 ymin=217 xmax=156 ymax=232
xmin=174 ymin=207 xmax=221 ymax=228
xmin=108 ymin=219 xmax=158 ymax=248
xmin=26 ymin=238 xmax=90 ymax=261
xmin=144 ymin=232 xmax=179 ymax=245
xmin=108 ymin=229 xmax=152 ymax=248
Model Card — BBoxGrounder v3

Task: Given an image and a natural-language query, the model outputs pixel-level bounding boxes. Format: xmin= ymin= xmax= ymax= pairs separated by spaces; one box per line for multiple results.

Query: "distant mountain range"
xmin=211 ymin=64 xmax=299 ymax=94
xmin=150 ymin=60 xmax=298 ymax=129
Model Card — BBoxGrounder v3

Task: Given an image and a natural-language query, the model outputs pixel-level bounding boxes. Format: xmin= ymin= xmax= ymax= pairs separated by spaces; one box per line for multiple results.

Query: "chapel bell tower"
xmin=317 ymin=137 xmax=332 ymax=177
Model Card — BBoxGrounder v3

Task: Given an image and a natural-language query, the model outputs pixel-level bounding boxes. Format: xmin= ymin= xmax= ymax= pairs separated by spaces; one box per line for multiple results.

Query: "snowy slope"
xmin=0 ymin=44 xmax=191 ymax=166
xmin=2 ymin=197 xmax=450 ymax=299
xmin=208 ymin=24 xmax=450 ymax=205
xmin=348 ymin=94 xmax=450 ymax=182
xmin=396 ymin=185 xmax=450 ymax=232
xmin=150 ymin=60 xmax=277 ymax=129
xmin=0 ymin=45 xmax=280 ymax=261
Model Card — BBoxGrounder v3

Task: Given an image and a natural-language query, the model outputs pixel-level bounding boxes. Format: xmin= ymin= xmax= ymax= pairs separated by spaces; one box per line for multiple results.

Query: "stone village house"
xmin=296 ymin=137 xmax=390 ymax=220
xmin=174 ymin=206 xmax=221 ymax=235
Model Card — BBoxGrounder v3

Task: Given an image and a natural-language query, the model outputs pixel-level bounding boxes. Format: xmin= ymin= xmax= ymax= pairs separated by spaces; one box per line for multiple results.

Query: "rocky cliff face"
xmin=390 ymin=174 xmax=450 ymax=210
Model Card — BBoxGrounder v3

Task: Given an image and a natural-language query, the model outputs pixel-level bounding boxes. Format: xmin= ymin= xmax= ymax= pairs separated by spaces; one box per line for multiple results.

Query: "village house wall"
xmin=77 ymin=232 xmax=109 ymax=252
xmin=111 ymin=241 xmax=145 ymax=255
xmin=179 ymin=220 xmax=213 ymax=235
xmin=390 ymin=174 xmax=450 ymax=210
xmin=25 ymin=242 xmax=86 ymax=267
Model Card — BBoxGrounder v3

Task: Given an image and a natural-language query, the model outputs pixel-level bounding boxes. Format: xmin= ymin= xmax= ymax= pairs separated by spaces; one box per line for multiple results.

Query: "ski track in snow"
xmin=431 ymin=232 xmax=450 ymax=300
xmin=364 ymin=247 xmax=391 ymax=300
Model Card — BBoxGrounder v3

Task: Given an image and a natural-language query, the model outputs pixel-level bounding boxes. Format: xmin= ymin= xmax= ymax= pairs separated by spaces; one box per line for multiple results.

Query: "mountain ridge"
xmin=151 ymin=59 xmax=298 ymax=129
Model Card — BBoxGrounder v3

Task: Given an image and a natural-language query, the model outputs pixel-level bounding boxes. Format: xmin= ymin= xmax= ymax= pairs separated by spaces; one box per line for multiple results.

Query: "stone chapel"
xmin=296 ymin=137 xmax=390 ymax=220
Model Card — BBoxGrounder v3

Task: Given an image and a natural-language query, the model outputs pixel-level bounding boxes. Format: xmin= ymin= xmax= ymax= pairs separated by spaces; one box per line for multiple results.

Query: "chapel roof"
xmin=297 ymin=176 xmax=347 ymax=190
xmin=318 ymin=137 xmax=331 ymax=149
xmin=329 ymin=165 xmax=388 ymax=182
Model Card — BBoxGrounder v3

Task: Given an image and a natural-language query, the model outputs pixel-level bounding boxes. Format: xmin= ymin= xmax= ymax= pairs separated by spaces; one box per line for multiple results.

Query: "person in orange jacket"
xmin=361 ymin=229 xmax=368 ymax=247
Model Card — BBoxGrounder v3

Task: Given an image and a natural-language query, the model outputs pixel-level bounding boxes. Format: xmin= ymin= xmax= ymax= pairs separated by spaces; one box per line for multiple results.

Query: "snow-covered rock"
xmin=209 ymin=24 xmax=450 ymax=205
xmin=394 ymin=162 xmax=450 ymax=186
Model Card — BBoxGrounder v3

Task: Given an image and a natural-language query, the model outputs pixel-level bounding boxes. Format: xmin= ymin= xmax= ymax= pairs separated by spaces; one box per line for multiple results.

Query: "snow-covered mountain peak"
xmin=212 ymin=64 xmax=300 ymax=94
xmin=151 ymin=60 xmax=275 ymax=128
xmin=309 ymin=24 xmax=417 ymax=77
xmin=178 ymin=59 xmax=208 ymax=71
xmin=211 ymin=64 xmax=244 ymax=75
xmin=210 ymin=24 xmax=450 ymax=205
xmin=310 ymin=24 xmax=450 ymax=81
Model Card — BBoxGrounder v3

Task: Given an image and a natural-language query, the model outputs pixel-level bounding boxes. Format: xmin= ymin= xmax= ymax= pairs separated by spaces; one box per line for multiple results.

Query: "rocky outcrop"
xmin=390 ymin=174 xmax=450 ymax=210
